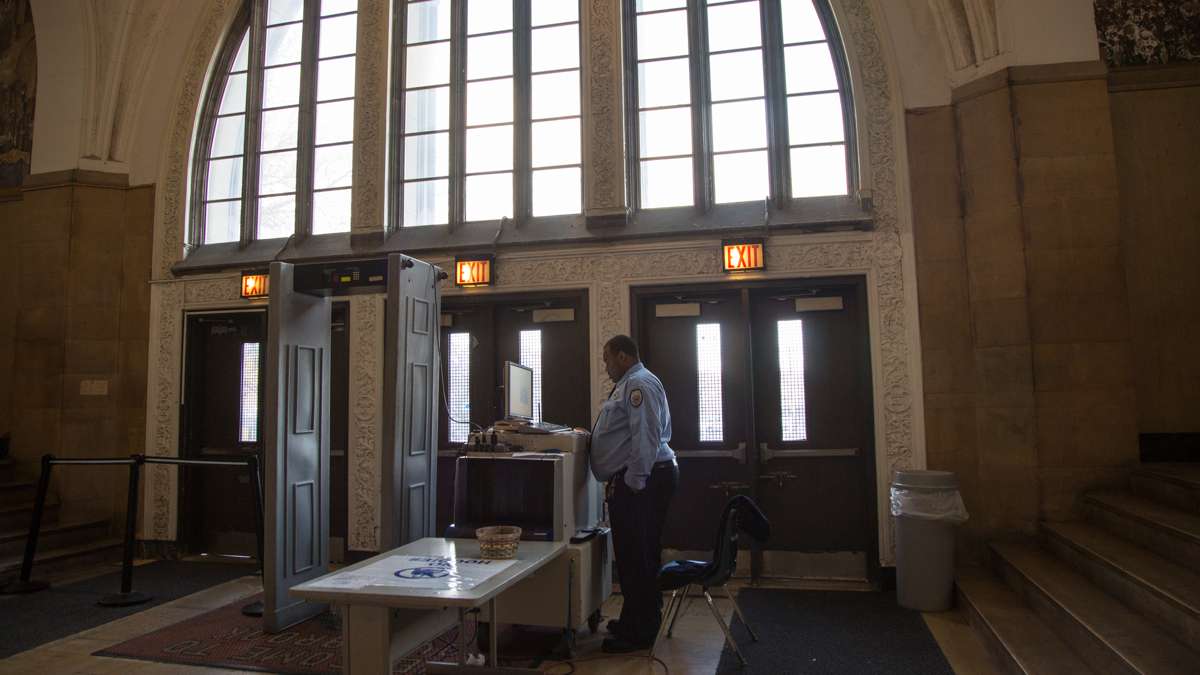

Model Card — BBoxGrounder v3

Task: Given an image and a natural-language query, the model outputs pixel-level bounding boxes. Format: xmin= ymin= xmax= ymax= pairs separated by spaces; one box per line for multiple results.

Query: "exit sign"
xmin=722 ymin=240 xmax=765 ymax=273
xmin=454 ymin=256 xmax=493 ymax=287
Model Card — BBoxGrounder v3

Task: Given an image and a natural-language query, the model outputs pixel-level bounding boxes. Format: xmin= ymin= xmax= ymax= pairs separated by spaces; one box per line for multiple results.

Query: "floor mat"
xmin=0 ymin=559 xmax=255 ymax=658
xmin=714 ymin=588 xmax=954 ymax=674
xmin=95 ymin=593 xmax=461 ymax=674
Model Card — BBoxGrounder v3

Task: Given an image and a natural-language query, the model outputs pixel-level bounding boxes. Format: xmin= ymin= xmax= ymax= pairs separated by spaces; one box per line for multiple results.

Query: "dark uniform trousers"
xmin=608 ymin=458 xmax=679 ymax=644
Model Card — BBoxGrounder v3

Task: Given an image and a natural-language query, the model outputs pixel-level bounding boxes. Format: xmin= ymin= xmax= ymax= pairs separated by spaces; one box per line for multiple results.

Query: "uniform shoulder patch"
xmin=629 ymin=389 xmax=643 ymax=407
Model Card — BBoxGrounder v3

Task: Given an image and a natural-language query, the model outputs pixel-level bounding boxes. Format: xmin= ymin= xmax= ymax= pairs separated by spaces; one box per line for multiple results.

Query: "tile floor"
xmin=0 ymin=564 xmax=996 ymax=674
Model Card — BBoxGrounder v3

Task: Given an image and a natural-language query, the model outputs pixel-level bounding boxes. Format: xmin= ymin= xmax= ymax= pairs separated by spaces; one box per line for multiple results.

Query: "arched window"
xmin=393 ymin=0 xmax=583 ymax=228
xmin=624 ymin=0 xmax=853 ymax=214
xmin=192 ymin=0 xmax=359 ymax=245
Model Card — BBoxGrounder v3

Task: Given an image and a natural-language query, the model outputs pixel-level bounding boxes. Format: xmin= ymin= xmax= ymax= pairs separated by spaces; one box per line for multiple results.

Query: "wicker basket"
xmin=476 ymin=525 xmax=522 ymax=559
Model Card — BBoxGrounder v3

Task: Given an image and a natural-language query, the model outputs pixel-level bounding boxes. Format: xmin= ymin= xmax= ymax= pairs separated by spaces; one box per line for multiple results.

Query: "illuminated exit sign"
xmin=722 ymin=240 xmax=765 ymax=273
xmin=454 ymin=256 xmax=493 ymax=287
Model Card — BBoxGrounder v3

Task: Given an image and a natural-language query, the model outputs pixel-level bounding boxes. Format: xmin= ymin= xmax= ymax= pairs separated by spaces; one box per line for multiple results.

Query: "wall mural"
xmin=0 ymin=0 xmax=35 ymax=188
xmin=1095 ymin=0 xmax=1200 ymax=66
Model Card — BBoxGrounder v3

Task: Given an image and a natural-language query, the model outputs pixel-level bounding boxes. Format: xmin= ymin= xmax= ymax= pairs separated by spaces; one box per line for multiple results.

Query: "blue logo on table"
xmin=395 ymin=566 xmax=450 ymax=579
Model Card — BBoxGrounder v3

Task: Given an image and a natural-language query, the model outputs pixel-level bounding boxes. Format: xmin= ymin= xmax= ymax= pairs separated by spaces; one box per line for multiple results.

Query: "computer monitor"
xmin=504 ymin=361 xmax=534 ymax=421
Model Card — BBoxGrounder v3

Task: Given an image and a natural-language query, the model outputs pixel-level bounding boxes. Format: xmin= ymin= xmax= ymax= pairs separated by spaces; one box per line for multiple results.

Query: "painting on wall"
xmin=0 ymin=0 xmax=35 ymax=188
xmin=1095 ymin=0 xmax=1200 ymax=66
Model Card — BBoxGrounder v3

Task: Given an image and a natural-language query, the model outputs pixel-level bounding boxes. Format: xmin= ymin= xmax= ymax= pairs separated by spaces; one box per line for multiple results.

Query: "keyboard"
xmin=520 ymin=420 xmax=572 ymax=434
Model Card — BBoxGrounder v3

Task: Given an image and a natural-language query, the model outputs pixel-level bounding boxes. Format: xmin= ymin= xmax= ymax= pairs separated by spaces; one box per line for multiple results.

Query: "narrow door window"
xmin=448 ymin=331 xmax=471 ymax=442
xmin=696 ymin=322 xmax=723 ymax=442
xmin=239 ymin=342 xmax=261 ymax=443
xmin=519 ymin=328 xmax=543 ymax=422
xmin=777 ymin=319 xmax=807 ymax=441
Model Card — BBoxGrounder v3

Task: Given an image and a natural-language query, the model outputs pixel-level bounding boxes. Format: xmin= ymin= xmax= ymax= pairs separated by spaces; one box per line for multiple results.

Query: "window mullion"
xmin=242 ymin=0 xmax=268 ymax=242
xmin=388 ymin=0 xmax=406 ymax=234
xmin=449 ymin=0 xmax=467 ymax=228
xmin=295 ymin=0 xmax=321 ymax=238
xmin=761 ymin=0 xmax=789 ymax=207
xmin=513 ymin=0 xmax=532 ymax=222
xmin=688 ymin=0 xmax=714 ymax=211
xmin=621 ymin=0 xmax=641 ymax=210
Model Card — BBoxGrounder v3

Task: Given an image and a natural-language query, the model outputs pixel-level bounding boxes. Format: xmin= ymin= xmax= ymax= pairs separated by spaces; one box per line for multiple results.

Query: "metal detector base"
xmin=241 ymin=600 xmax=264 ymax=617
xmin=98 ymin=590 xmax=153 ymax=607
xmin=0 ymin=579 xmax=50 ymax=595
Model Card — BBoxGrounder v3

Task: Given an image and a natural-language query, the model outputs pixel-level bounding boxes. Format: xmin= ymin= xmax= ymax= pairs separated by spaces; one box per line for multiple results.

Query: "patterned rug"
xmin=95 ymin=593 xmax=462 ymax=674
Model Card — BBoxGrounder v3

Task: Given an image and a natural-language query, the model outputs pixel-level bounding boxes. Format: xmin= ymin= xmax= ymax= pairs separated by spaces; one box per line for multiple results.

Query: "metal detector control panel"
xmin=294 ymin=258 xmax=388 ymax=296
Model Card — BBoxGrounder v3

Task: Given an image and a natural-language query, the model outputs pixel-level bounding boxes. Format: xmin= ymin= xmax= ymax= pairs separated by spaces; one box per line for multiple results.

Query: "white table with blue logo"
xmin=292 ymin=537 xmax=566 ymax=674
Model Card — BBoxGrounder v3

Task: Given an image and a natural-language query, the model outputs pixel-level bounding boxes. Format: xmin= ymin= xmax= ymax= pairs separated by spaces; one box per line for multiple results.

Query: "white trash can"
xmin=891 ymin=470 xmax=969 ymax=612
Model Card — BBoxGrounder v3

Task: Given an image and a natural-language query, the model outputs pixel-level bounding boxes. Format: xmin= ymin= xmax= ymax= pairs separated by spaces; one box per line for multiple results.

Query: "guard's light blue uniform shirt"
xmin=589 ymin=362 xmax=675 ymax=491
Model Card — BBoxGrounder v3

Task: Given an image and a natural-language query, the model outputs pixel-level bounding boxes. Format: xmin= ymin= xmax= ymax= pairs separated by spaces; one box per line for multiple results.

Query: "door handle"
xmin=675 ymin=442 xmax=746 ymax=464
xmin=758 ymin=444 xmax=858 ymax=462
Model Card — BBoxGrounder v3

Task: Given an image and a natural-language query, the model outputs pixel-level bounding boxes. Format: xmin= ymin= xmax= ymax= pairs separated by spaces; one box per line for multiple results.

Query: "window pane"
xmin=239 ymin=342 xmax=260 ymax=443
xmin=407 ymin=0 xmax=450 ymax=43
xmin=265 ymin=24 xmax=303 ymax=66
xmin=778 ymin=319 xmax=808 ymax=441
xmin=319 ymin=14 xmax=357 ymax=58
xmin=405 ymin=86 xmax=450 ymax=133
xmin=267 ymin=0 xmax=303 ymax=25
xmin=314 ymin=143 xmax=354 ymax=189
xmin=231 ymin=32 xmax=249 ymax=72
xmin=467 ymin=33 xmax=513 ymax=80
xmin=713 ymin=150 xmax=768 ymax=204
xmin=782 ymin=0 xmax=826 ymax=44
xmin=465 ymin=172 xmax=513 ymax=221
xmin=706 ymin=2 xmax=761 ymax=52
xmin=316 ymin=99 xmax=355 ymax=144
xmin=532 ymin=167 xmax=581 ymax=217
xmin=696 ymin=323 xmax=723 ymax=442
xmin=639 ymin=107 xmax=692 ymax=158
xmin=263 ymin=65 xmax=301 ymax=107
xmin=210 ymin=115 xmax=245 ymax=157
xmin=448 ymin=332 xmax=471 ymax=443
xmin=532 ymin=0 xmax=577 ymax=26
xmin=711 ymin=99 xmax=766 ymax=152
xmin=406 ymin=42 xmax=451 ymax=88
xmin=532 ymin=118 xmax=580 ymax=167
xmin=790 ymin=144 xmax=847 ymax=197
xmin=466 ymin=78 xmax=513 ymax=125
xmin=787 ymin=92 xmax=844 ymax=145
xmin=637 ymin=0 xmax=686 ymax=10
xmin=467 ymin=0 xmax=512 ymax=34
xmin=403 ymin=179 xmax=449 ymax=226
xmin=260 ymin=106 xmax=299 ymax=151
xmin=709 ymin=49 xmax=763 ymax=101
xmin=312 ymin=188 xmax=352 ymax=233
xmin=404 ymin=132 xmax=450 ymax=179
xmin=640 ymin=157 xmax=693 ymax=208
xmin=532 ymin=24 xmax=578 ymax=72
xmin=519 ymin=330 xmax=544 ymax=423
xmin=258 ymin=194 xmax=296 ymax=238
xmin=784 ymin=43 xmax=838 ymax=93
xmin=206 ymin=157 xmax=243 ymax=200
xmin=323 ymin=0 xmax=357 ymax=14
xmin=259 ymin=150 xmax=298 ymax=195
xmin=465 ymin=125 xmax=512 ymax=174
xmin=637 ymin=11 xmax=688 ymax=60
xmin=204 ymin=200 xmax=241 ymax=244
xmin=531 ymin=71 xmax=579 ymax=119
xmin=318 ymin=55 xmax=356 ymax=101
xmin=638 ymin=58 xmax=690 ymax=108
xmin=218 ymin=73 xmax=247 ymax=115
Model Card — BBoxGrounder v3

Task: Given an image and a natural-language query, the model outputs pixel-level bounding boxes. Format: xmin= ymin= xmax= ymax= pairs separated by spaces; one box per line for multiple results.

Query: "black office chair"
xmin=650 ymin=495 xmax=770 ymax=667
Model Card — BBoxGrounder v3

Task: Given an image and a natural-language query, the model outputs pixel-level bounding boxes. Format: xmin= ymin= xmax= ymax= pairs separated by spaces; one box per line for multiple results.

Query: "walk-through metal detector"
xmin=263 ymin=254 xmax=443 ymax=632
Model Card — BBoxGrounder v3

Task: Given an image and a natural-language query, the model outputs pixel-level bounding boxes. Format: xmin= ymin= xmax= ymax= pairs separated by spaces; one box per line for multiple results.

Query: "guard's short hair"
xmin=605 ymin=334 xmax=640 ymax=361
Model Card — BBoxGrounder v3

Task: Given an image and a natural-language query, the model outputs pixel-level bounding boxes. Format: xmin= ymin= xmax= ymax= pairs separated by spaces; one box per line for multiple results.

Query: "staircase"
xmin=958 ymin=464 xmax=1200 ymax=674
xmin=0 ymin=457 xmax=121 ymax=582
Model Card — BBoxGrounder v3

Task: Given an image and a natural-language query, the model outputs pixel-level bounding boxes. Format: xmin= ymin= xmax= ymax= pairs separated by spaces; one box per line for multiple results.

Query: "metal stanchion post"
xmin=242 ymin=453 xmax=265 ymax=618
xmin=99 ymin=455 xmax=153 ymax=607
xmin=1 ymin=454 xmax=54 ymax=594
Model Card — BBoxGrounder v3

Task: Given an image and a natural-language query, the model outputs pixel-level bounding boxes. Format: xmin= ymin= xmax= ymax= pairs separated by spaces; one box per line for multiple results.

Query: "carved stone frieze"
xmin=184 ymin=276 xmax=242 ymax=305
xmin=583 ymin=0 xmax=625 ymax=214
xmin=143 ymin=281 xmax=184 ymax=540
xmin=348 ymin=294 xmax=384 ymax=551
xmin=351 ymin=0 xmax=388 ymax=233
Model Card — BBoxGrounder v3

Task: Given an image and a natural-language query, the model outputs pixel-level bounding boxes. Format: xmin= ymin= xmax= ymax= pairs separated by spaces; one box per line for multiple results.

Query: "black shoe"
xmin=601 ymin=636 xmax=653 ymax=654
xmin=604 ymin=618 xmax=625 ymax=636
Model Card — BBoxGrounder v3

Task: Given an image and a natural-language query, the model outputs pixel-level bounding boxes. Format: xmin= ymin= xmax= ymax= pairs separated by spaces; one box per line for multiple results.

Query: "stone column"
xmin=581 ymin=0 xmax=627 ymax=226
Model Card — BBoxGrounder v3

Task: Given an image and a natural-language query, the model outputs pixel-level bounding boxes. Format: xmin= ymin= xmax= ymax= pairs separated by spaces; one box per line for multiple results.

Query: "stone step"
xmin=0 ymin=480 xmax=38 ymax=506
xmin=0 ymin=537 xmax=123 ymax=579
xmin=991 ymin=541 xmax=1199 ymax=675
xmin=1043 ymin=521 xmax=1200 ymax=648
xmin=0 ymin=517 xmax=111 ymax=558
xmin=956 ymin=569 xmax=1095 ymax=674
xmin=1131 ymin=464 xmax=1200 ymax=515
xmin=0 ymin=498 xmax=61 ymax=531
xmin=1084 ymin=491 xmax=1200 ymax=571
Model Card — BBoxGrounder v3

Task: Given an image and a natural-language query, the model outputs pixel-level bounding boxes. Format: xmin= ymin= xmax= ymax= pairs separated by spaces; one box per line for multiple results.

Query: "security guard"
xmin=589 ymin=335 xmax=678 ymax=653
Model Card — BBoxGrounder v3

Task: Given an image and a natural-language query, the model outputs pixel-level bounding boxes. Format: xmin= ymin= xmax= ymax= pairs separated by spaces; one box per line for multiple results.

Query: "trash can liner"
xmin=890 ymin=486 xmax=969 ymax=523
